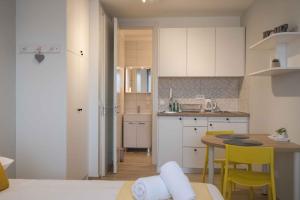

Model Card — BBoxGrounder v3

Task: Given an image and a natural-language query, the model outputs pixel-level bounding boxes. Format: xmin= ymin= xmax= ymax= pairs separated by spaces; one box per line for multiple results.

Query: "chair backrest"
xmin=225 ymin=144 xmax=274 ymax=165
xmin=206 ymin=130 xmax=234 ymax=136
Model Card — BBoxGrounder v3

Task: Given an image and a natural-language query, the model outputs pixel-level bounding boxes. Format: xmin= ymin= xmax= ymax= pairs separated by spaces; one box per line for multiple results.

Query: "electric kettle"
xmin=204 ymin=99 xmax=217 ymax=112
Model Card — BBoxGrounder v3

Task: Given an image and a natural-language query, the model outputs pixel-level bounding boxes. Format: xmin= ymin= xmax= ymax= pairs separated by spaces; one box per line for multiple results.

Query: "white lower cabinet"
xmin=183 ymin=126 xmax=207 ymax=148
xmin=158 ymin=116 xmax=183 ymax=167
xmin=183 ymin=147 xmax=206 ymax=168
xmin=208 ymin=117 xmax=248 ymax=134
xmin=158 ymin=116 xmax=249 ymax=170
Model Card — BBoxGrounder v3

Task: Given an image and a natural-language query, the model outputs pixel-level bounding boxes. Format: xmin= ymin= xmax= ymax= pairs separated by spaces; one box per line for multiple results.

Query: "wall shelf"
xmin=250 ymin=32 xmax=300 ymax=50
xmin=248 ymin=67 xmax=300 ymax=76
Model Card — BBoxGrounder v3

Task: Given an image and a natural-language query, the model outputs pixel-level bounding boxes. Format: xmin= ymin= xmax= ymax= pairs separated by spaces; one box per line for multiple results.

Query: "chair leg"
xmin=249 ymin=187 xmax=254 ymax=200
xmin=268 ymin=185 xmax=272 ymax=200
xmin=202 ymin=152 xmax=209 ymax=182
xmin=271 ymin=179 xmax=276 ymax=200
xmin=220 ymin=163 xmax=224 ymax=192
xmin=227 ymin=182 xmax=232 ymax=200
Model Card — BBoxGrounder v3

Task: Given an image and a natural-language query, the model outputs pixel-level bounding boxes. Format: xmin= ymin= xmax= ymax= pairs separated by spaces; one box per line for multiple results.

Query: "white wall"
xmin=241 ymin=0 xmax=300 ymax=198
xmin=16 ymin=0 xmax=67 ymax=179
xmin=0 ymin=0 xmax=16 ymax=178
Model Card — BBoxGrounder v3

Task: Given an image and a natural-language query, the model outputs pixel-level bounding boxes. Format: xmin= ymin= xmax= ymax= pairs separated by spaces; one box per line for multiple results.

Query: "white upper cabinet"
xmin=216 ymin=27 xmax=245 ymax=77
xmin=159 ymin=28 xmax=187 ymax=77
xmin=187 ymin=28 xmax=216 ymax=77
xmin=158 ymin=27 xmax=245 ymax=77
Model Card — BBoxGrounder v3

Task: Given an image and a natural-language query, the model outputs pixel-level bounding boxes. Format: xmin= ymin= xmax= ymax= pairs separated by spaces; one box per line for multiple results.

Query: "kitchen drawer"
xmin=208 ymin=122 xmax=248 ymax=134
xmin=183 ymin=147 xmax=206 ymax=168
xmin=183 ymin=117 xmax=207 ymax=127
xmin=183 ymin=127 xmax=207 ymax=147
xmin=208 ymin=117 xmax=248 ymax=123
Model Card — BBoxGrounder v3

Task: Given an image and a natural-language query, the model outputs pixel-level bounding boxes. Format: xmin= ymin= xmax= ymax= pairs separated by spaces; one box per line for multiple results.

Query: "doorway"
xmin=114 ymin=28 xmax=154 ymax=175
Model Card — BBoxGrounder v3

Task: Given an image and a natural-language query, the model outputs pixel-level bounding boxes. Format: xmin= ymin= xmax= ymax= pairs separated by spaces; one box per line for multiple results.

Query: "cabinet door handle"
xmin=194 ymin=118 xmax=197 ymax=121
xmin=179 ymin=117 xmax=182 ymax=120
xmin=194 ymin=149 xmax=198 ymax=152
xmin=194 ymin=128 xmax=197 ymax=131
xmin=77 ymin=108 xmax=83 ymax=112
xmin=138 ymin=122 xmax=145 ymax=125
xmin=226 ymin=118 xmax=230 ymax=121
xmin=209 ymin=123 xmax=212 ymax=127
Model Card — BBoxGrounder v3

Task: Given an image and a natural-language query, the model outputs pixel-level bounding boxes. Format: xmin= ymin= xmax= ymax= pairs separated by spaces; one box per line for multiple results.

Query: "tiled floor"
xmin=95 ymin=151 xmax=268 ymax=200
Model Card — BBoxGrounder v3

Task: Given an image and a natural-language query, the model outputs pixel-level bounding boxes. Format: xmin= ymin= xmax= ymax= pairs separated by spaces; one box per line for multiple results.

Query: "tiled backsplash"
xmin=158 ymin=77 xmax=243 ymax=112
xmin=125 ymin=93 xmax=152 ymax=113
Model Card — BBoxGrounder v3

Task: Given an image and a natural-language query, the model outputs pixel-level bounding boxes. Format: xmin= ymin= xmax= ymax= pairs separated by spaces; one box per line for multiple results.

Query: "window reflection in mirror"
xmin=125 ymin=67 xmax=151 ymax=93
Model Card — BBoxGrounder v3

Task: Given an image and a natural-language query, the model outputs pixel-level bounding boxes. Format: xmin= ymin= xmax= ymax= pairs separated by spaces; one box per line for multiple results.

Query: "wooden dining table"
xmin=201 ymin=134 xmax=300 ymax=200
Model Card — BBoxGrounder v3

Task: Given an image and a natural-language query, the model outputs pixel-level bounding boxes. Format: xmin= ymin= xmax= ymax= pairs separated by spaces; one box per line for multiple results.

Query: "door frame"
xmin=117 ymin=24 xmax=158 ymax=165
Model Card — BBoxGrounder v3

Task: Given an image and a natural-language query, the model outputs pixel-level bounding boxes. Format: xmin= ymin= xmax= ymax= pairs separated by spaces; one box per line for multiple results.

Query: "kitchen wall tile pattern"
xmin=158 ymin=77 xmax=243 ymax=112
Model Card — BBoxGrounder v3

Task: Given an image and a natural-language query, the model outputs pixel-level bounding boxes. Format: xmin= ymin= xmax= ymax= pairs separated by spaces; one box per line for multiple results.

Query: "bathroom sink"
xmin=124 ymin=113 xmax=152 ymax=122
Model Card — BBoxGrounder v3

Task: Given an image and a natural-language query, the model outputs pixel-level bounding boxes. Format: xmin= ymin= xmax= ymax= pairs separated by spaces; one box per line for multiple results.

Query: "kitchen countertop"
xmin=157 ymin=111 xmax=250 ymax=117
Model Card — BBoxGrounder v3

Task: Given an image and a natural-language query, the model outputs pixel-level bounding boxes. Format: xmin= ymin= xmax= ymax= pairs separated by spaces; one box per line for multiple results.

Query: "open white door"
xmin=113 ymin=17 xmax=119 ymax=173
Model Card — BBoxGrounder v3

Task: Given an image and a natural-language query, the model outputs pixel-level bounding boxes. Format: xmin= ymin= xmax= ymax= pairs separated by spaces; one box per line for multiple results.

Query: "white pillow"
xmin=0 ymin=157 xmax=14 ymax=170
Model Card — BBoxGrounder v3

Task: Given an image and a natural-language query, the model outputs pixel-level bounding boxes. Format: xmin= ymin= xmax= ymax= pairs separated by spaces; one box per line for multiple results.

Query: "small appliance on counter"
xmin=204 ymin=99 xmax=217 ymax=112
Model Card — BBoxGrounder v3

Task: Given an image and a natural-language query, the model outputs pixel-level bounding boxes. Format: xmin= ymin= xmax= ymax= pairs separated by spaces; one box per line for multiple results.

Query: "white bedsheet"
xmin=0 ymin=179 xmax=223 ymax=200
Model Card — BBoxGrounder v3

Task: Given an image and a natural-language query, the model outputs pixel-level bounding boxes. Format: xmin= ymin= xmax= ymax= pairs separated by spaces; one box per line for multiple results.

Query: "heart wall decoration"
xmin=35 ymin=52 xmax=45 ymax=63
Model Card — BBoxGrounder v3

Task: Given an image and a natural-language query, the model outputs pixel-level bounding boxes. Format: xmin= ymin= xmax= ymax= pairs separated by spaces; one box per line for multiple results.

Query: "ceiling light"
xmin=142 ymin=0 xmax=146 ymax=3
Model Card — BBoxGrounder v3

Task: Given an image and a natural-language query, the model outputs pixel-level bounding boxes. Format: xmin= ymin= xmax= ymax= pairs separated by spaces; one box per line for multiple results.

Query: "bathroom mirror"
xmin=125 ymin=67 xmax=151 ymax=93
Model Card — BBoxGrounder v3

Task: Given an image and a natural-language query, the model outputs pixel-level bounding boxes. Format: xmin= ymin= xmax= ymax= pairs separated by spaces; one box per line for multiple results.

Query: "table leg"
xmin=294 ymin=152 xmax=300 ymax=200
xmin=208 ymin=145 xmax=215 ymax=184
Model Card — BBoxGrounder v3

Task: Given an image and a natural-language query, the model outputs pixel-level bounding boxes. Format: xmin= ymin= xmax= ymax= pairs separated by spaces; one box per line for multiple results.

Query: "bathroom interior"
xmin=117 ymin=28 xmax=153 ymax=162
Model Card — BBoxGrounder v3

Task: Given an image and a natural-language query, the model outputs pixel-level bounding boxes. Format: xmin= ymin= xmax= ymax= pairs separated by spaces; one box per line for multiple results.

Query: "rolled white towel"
xmin=160 ymin=161 xmax=196 ymax=200
xmin=132 ymin=175 xmax=171 ymax=200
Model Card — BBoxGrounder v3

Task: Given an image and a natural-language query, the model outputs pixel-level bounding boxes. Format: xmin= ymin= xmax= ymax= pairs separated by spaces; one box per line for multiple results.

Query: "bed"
xmin=0 ymin=179 xmax=224 ymax=200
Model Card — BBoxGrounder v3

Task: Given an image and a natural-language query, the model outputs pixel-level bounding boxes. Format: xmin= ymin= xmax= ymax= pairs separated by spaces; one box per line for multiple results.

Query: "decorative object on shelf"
xmin=249 ymin=32 xmax=300 ymax=76
xmin=263 ymin=24 xmax=289 ymax=39
xmin=271 ymin=59 xmax=280 ymax=68
xmin=263 ymin=30 xmax=274 ymax=39
xmin=268 ymin=128 xmax=290 ymax=142
xmin=274 ymin=24 xmax=289 ymax=34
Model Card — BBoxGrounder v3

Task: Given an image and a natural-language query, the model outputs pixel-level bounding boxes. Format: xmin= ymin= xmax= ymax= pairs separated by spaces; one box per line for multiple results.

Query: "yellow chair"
xmin=223 ymin=145 xmax=276 ymax=200
xmin=202 ymin=130 xmax=234 ymax=190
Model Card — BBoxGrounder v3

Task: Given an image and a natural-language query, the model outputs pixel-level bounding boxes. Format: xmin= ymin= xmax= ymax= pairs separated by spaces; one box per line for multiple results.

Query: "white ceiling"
xmin=100 ymin=0 xmax=255 ymax=18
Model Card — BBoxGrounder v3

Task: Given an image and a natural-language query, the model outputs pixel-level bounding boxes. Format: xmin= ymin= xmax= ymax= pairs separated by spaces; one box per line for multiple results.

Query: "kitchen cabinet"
xmin=158 ymin=116 xmax=183 ymax=167
xmin=187 ymin=28 xmax=215 ymax=77
xmin=183 ymin=147 xmax=206 ymax=169
xmin=216 ymin=27 xmax=245 ymax=77
xmin=208 ymin=117 xmax=248 ymax=134
xmin=158 ymin=28 xmax=187 ymax=77
xmin=183 ymin=126 xmax=207 ymax=148
xmin=158 ymin=115 xmax=249 ymax=170
xmin=158 ymin=27 xmax=245 ymax=77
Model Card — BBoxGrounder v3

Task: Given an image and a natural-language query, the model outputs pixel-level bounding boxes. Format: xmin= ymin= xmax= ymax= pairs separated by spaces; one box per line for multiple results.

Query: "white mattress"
xmin=0 ymin=179 xmax=223 ymax=200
